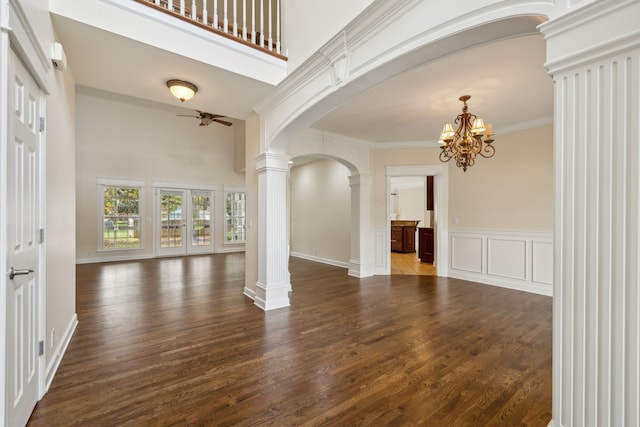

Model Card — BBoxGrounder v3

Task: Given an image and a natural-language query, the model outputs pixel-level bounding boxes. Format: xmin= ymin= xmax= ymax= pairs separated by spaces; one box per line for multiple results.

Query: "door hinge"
xmin=39 ymin=340 xmax=44 ymax=356
xmin=39 ymin=117 xmax=45 ymax=132
xmin=39 ymin=228 xmax=45 ymax=244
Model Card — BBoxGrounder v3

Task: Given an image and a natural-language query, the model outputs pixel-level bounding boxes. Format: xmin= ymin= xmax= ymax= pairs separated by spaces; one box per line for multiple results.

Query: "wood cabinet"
xmin=391 ymin=220 xmax=419 ymax=253
xmin=418 ymin=227 xmax=434 ymax=263
xmin=426 ymin=176 xmax=435 ymax=211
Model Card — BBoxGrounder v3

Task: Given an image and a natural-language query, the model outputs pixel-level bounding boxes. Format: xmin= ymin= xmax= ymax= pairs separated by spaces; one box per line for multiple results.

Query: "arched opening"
xmin=288 ymin=156 xmax=353 ymax=270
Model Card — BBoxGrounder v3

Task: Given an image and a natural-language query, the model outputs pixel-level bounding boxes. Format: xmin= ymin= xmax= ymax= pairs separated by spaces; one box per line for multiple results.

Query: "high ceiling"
xmin=51 ymin=12 xmax=552 ymax=145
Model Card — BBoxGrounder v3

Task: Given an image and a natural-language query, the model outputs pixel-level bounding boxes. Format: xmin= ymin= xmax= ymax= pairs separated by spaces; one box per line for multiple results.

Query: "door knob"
xmin=9 ymin=267 xmax=33 ymax=280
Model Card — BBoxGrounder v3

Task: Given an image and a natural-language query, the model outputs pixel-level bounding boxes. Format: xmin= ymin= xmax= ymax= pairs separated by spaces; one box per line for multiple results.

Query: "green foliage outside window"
xmin=103 ymin=186 xmax=141 ymax=250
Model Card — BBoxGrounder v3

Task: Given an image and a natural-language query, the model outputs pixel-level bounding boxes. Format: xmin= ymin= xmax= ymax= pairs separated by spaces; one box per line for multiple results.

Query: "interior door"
xmin=157 ymin=189 xmax=186 ymax=257
xmin=6 ymin=49 xmax=42 ymax=427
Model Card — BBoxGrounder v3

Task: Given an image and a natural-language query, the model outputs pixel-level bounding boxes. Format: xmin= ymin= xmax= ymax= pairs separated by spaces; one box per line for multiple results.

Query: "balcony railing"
xmin=134 ymin=0 xmax=286 ymax=60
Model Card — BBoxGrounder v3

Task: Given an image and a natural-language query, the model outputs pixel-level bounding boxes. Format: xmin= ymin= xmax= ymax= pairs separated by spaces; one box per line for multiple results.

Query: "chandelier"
xmin=438 ymin=95 xmax=495 ymax=172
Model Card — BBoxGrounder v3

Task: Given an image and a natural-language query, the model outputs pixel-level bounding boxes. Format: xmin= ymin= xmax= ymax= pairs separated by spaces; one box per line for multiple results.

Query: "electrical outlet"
xmin=50 ymin=329 xmax=56 ymax=348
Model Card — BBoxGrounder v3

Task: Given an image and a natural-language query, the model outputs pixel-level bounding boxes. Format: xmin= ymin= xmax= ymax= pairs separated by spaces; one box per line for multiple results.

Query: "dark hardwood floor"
xmin=28 ymin=254 xmax=552 ymax=426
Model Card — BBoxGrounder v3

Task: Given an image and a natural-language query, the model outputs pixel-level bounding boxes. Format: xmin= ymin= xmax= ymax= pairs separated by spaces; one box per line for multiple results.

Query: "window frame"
xmin=224 ymin=188 xmax=246 ymax=245
xmin=97 ymin=178 xmax=145 ymax=252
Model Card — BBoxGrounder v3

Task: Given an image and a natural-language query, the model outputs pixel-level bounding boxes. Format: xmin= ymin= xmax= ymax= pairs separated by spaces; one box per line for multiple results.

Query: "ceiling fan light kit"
xmin=176 ymin=110 xmax=233 ymax=127
xmin=438 ymin=95 xmax=495 ymax=172
xmin=167 ymin=79 xmax=198 ymax=102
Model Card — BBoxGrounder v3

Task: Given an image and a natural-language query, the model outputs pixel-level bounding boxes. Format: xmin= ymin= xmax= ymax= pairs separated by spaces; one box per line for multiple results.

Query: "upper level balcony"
xmin=133 ymin=0 xmax=286 ymax=60
xmin=49 ymin=0 xmax=288 ymax=119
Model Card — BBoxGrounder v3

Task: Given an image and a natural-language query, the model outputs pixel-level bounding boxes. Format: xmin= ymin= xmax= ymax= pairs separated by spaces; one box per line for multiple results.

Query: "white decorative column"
xmin=348 ymin=173 xmax=373 ymax=278
xmin=540 ymin=1 xmax=639 ymax=426
xmin=254 ymin=153 xmax=291 ymax=310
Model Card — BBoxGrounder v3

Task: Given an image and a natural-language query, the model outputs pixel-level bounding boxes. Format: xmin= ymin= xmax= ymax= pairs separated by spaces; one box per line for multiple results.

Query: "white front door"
xmin=156 ymin=188 xmax=214 ymax=257
xmin=6 ymin=49 xmax=42 ymax=427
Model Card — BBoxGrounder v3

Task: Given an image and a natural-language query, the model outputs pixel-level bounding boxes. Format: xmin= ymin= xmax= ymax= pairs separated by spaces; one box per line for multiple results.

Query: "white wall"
xmin=44 ymin=34 xmax=77 ymax=378
xmin=75 ymin=88 xmax=245 ymax=263
xmin=281 ymin=0 xmax=374 ymax=72
xmin=290 ymin=158 xmax=351 ymax=267
xmin=395 ymin=186 xmax=425 ymax=225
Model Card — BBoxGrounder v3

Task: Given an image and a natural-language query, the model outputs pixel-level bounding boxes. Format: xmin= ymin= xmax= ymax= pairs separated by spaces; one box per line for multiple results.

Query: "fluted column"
xmin=540 ymin=1 xmax=639 ymax=426
xmin=348 ymin=173 xmax=373 ymax=278
xmin=254 ymin=153 xmax=291 ymax=310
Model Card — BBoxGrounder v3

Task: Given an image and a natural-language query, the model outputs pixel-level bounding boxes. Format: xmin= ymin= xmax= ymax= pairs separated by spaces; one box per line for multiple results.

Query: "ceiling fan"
xmin=177 ymin=110 xmax=233 ymax=127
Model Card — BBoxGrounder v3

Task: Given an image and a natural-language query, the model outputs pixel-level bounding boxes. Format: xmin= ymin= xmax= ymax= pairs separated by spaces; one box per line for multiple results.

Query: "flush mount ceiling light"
xmin=438 ymin=95 xmax=496 ymax=172
xmin=166 ymin=79 xmax=198 ymax=102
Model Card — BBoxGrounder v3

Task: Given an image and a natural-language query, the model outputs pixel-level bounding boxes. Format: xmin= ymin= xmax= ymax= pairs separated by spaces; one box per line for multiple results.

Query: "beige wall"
xmin=448 ymin=124 xmax=553 ymax=231
xmin=75 ymin=89 xmax=245 ymax=262
xmin=290 ymin=159 xmax=351 ymax=264
xmin=372 ymin=124 xmax=553 ymax=232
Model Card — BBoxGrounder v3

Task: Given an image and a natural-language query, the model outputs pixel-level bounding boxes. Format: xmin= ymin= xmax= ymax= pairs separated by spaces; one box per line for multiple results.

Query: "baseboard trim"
xmin=448 ymin=270 xmax=552 ymax=297
xmin=45 ymin=313 xmax=78 ymax=391
xmin=290 ymin=252 xmax=349 ymax=269
xmin=77 ymin=248 xmax=245 ymax=264
xmin=76 ymin=254 xmax=154 ymax=264
xmin=243 ymin=286 xmax=256 ymax=300
xmin=216 ymin=246 xmax=246 ymax=253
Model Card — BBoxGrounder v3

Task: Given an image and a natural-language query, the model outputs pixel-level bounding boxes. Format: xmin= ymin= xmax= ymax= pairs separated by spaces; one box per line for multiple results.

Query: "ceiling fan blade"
xmin=213 ymin=118 xmax=233 ymax=126
xmin=176 ymin=114 xmax=199 ymax=118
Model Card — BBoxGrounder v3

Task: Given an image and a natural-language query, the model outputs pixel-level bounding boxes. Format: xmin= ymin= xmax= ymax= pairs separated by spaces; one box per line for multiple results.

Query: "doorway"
xmin=389 ymin=175 xmax=435 ymax=275
xmin=386 ymin=164 xmax=449 ymax=277
xmin=155 ymin=187 xmax=214 ymax=257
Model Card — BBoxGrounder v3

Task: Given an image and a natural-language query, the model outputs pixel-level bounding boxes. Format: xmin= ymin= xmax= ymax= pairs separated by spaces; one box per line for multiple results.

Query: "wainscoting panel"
xmin=532 ymin=240 xmax=553 ymax=285
xmin=451 ymin=235 xmax=483 ymax=273
xmin=449 ymin=230 xmax=552 ymax=296
xmin=487 ymin=238 xmax=527 ymax=280
xmin=373 ymin=229 xmax=387 ymax=273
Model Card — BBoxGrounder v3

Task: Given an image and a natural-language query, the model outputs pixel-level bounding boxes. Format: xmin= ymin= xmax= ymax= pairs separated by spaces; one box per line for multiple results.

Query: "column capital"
xmin=255 ymin=152 xmax=289 ymax=174
xmin=540 ymin=0 xmax=640 ymax=74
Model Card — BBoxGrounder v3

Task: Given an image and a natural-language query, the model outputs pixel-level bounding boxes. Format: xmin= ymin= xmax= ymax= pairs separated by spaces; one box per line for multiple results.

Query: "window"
xmin=225 ymin=191 xmax=246 ymax=243
xmin=101 ymin=183 xmax=143 ymax=250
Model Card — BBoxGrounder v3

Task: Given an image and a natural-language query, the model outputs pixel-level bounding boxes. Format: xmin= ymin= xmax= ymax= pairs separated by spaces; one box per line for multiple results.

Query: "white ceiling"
xmin=50 ymin=14 xmax=275 ymax=120
xmin=311 ymin=34 xmax=553 ymax=144
xmin=51 ymin=14 xmax=552 ymax=144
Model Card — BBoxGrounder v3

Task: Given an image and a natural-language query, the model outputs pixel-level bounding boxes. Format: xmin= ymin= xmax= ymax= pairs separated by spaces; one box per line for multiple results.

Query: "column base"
xmin=254 ymin=280 xmax=291 ymax=311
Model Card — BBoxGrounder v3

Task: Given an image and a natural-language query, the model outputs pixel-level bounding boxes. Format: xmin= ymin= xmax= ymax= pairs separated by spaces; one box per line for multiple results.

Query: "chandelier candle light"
xmin=438 ymin=95 xmax=495 ymax=172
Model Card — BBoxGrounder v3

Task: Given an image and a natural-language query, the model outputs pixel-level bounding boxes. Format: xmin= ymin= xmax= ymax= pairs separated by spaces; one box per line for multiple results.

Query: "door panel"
xmin=157 ymin=189 xmax=186 ymax=257
xmin=7 ymin=49 xmax=41 ymax=427
xmin=188 ymin=191 xmax=213 ymax=254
